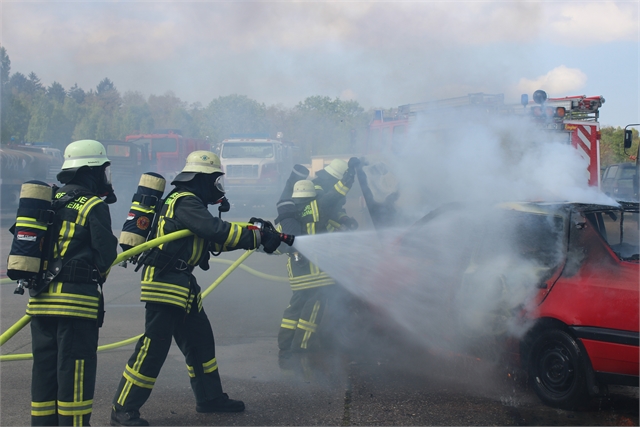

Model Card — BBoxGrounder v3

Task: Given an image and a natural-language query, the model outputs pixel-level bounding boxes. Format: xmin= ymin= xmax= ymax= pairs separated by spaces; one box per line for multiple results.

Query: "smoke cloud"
xmin=291 ymin=110 xmax=614 ymax=365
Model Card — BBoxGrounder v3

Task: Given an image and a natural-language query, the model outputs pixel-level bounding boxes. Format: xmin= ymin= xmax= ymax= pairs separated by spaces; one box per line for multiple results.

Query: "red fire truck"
xmin=366 ymin=90 xmax=605 ymax=188
xmin=124 ymin=129 xmax=210 ymax=182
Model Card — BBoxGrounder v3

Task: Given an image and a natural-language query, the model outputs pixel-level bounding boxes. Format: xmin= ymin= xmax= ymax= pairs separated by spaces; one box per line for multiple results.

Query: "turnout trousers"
xmin=30 ymin=316 xmax=99 ymax=426
xmin=112 ymin=300 xmax=224 ymax=412
xmin=278 ymin=286 xmax=332 ymax=351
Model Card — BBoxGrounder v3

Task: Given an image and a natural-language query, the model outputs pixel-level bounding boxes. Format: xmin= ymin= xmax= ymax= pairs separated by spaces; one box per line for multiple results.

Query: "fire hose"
xmin=0 ymin=223 xmax=292 ymax=361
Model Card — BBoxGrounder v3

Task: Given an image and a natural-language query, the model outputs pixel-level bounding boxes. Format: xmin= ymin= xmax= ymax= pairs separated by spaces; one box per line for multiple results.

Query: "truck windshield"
xmin=106 ymin=145 xmax=131 ymax=157
xmin=132 ymin=138 xmax=177 ymax=154
xmin=221 ymin=143 xmax=274 ymax=159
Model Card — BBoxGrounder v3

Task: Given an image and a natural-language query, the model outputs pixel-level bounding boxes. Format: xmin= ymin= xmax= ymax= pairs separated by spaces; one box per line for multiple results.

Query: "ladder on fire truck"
xmin=396 ymin=92 xmax=605 ymax=123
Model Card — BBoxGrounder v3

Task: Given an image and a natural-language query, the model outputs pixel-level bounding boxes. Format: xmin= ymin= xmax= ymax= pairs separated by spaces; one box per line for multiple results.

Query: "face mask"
xmin=104 ymin=165 xmax=112 ymax=185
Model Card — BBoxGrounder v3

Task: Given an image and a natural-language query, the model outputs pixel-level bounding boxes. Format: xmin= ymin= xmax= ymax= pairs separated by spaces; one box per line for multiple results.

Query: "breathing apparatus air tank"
xmin=119 ymin=172 xmax=166 ymax=253
xmin=7 ymin=180 xmax=56 ymax=294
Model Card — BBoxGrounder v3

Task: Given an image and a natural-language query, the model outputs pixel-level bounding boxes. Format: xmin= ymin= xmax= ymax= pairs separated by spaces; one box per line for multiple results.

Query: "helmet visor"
xmin=214 ymin=175 xmax=225 ymax=193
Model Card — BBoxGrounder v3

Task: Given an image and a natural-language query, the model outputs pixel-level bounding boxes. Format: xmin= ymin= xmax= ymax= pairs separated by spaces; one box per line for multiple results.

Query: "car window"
xmin=475 ymin=211 xmax=565 ymax=269
xmin=605 ymin=165 xmax=618 ymax=179
xmin=599 ymin=209 xmax=640 ymax=260
xmin=620 ymin=167 xmax=636 ymax=179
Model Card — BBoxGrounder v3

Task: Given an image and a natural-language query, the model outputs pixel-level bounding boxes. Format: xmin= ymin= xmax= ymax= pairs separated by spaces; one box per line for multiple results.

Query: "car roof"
xmin=499 ymin=200 xmax=623 ymax=213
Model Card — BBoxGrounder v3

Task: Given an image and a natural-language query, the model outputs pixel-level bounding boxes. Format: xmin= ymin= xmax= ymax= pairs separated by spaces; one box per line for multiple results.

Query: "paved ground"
xmin=1 ymin=205 xmax=638 ymax=426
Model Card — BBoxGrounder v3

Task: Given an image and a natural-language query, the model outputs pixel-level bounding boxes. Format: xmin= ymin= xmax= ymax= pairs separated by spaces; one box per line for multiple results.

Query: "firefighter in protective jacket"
xmin=28 ymin=139 xmax=118 ymax=426
xmin=274 ymin=159 xmax=360 ymax=356
xmin=313 ymin=158 xmax=359 ymax=231
xmin=275 ymin=179 xmax=336 ymax=353
xmin=110 ymin=151 xmax=283 ymax=426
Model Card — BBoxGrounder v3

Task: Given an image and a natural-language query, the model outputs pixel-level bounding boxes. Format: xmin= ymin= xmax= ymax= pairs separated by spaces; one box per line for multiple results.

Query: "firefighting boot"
xmin=110 ymin=408 xmax=149 ymax=426
xmin=196 ymin=393 xmax=245 ymax=413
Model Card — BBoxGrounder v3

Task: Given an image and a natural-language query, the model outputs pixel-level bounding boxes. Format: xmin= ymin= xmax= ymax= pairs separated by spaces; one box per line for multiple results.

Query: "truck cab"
xmin=216 ymin=137 xmax=295 ymax=209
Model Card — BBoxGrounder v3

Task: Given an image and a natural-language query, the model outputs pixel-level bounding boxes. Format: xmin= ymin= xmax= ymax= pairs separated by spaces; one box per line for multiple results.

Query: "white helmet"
xmin=292 ymin=180 xmax=316 ymax=198
xmin=181 ymin=151 xmax=223 ymax=174
xmin=61 ymin=140 xmax=110 ymax=170
xmin=324 ymin=159 xmax=348 ymax=180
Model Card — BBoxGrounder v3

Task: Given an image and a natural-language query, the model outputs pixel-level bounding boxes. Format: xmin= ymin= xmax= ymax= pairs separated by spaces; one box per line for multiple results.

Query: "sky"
xmin=1 ymin=1 xmax=638 ymax=127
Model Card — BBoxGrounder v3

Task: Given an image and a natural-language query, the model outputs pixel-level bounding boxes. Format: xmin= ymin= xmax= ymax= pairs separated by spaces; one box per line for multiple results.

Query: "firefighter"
xmin=110 ymin=151 xmax=283 ymax=426
xmin=312 ymin=158 xmax=359 ymax=231
xmin=27 ymin=139 xmax=118 ymax=426
xmin=274 ymin=179 xmax=337 ymax=354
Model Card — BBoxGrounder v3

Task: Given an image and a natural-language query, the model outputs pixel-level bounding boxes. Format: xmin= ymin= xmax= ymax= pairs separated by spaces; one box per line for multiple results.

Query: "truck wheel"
xmin=528 ymin=328 xmax=589 ymax=409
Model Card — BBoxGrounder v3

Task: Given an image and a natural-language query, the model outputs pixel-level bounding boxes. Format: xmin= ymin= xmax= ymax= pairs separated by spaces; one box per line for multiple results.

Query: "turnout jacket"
xmin=26 ymin=184 xmax=118 ymax=320
xmin=312 ymin=170 xmax=351 ymax=231
xmin=140 ymin=189 xmax=261 ymax=311
xmin=277 ymin=199 xmax=335 ymax=291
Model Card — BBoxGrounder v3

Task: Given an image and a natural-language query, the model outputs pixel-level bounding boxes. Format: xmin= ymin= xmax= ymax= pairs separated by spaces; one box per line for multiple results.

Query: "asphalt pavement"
xmin=1 ymin=208 xmax=638 ymax=426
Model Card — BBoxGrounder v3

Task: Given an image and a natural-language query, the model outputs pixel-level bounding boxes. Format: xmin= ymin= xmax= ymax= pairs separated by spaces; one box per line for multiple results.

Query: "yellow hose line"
xmin=0 ymin=315 xmax=31 ymax=347
xmin=0 ymin=250 xmax=255 ymax=361
xmin=202 ymin=250 xmax=254 ymax=298
xmin=210 ymin=257 xmax=288 ymax=282
xmin=0 ymin=224 xmax=282 ymax=361
xmin=0 ymin=229 xmax=193 ymax=355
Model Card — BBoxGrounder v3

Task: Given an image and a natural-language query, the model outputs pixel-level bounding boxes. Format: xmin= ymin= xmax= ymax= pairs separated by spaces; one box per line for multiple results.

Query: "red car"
xmin=366 ymin=200 xmax=639 ymax=409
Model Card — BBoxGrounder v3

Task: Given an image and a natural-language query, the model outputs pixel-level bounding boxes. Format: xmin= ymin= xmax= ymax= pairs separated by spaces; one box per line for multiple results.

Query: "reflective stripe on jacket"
xmin=27 ymin=189 xmax=115 ymax=320
xmin=140 ymin=190 xmax=256 ymax=310
xmin=285 ymin=200 xmax=336 ymax=291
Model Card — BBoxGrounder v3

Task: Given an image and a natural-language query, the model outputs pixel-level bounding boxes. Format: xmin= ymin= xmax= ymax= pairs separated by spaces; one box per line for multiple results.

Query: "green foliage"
xmin=204 ymin=94 xmax=269 ymax=143
xmin=47 ymin=82 xmax=66 ymax=104
xmin=0 ymin=46 xmax=369 ymax=159
xmin=290 ymin=96 xmax=368 ymax=157
xmin=600 ymin=126 xmax=639 ymax=166
xmin=0 ymin=47 xmax=10 ymax=87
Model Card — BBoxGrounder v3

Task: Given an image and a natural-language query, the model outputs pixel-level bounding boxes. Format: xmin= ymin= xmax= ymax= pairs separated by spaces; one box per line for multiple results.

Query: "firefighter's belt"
xmin=57 ymin=260 xmax=102 ymax=284
xmin=142 ymin=249 xmax=194 ymax=274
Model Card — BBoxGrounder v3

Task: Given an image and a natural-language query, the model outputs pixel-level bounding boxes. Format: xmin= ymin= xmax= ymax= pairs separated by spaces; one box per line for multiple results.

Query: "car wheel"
xmin=528 ymin=328 xmax=589 ymax=409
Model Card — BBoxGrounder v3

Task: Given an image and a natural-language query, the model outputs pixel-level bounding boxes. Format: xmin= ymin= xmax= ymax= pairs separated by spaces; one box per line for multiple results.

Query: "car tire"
xmin=528 ymin=328 xmax=590 ymax=409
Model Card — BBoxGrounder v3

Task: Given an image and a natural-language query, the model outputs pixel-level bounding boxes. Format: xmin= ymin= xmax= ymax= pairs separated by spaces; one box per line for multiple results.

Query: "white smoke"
xmin=291 ymin=110 xmax=612 ymax=361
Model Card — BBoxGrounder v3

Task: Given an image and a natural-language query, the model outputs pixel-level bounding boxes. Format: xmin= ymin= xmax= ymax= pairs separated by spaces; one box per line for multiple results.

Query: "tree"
xmin=290 ymin=96 xmax=368 ymax=157
xmin=148 ymin=91 xmax=187 ymax=131
xmin=600 ymin=126 xmax=639 ymax=166
xmin=95 ymin=77 xmax=121 ymax=113
xmin=119 ymin=91 xmax=154 ymax=136
xmin=68 ymin=83 xmax=86 ymax=104
xmin=47 ymin=81 xmax=66 ymax=103
xmin=0 ymin=46 xmax=10 ymax=88
xmin=203 ymin=94 xmax=268 ymax=144
xmin=27 ymin=72 xmax=44 ymax=95
xmin=1 ymin=96 xmax=30 ymax=143
xmin=9 ymin=72 xmax=28 ymax=94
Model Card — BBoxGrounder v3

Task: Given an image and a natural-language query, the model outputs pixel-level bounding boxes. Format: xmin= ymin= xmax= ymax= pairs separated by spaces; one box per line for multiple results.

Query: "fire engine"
xmin=124 ymin=129 xmax=210 ymax=183
xmin=366 ymin=90 xmax=605 ymax=188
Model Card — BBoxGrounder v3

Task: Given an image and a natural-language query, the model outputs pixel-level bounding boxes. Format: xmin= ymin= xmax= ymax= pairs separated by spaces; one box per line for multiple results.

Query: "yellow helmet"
xmin=61 ymin=140 xmax=110 ymax=170
xmin=324 ymin=159 xmax=348 ymax=180
xmin=181 ymin=151 xmax=223 ymax=174
xmin=292 ymin=180 xmax=316 ymax=198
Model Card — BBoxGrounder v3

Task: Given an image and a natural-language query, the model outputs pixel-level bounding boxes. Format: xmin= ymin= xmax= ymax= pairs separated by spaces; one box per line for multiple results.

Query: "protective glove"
xmin=217 ymin=196 xmax=231 ymax=213
xmin=249 ymin=217 xmax=276 ymax=232
xmin=348 ymin=157 xmax=361 ymax=169
xmin=339 ymin=216 xmax=358 ymax=230
xmin=260 ymin=228 xmax=282 ymax=254
xmin=199 ymin=250 xmax=210 ymax=271
xmin=341 ymin=167 xmax=356 ymax=188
